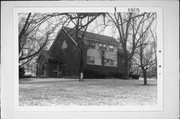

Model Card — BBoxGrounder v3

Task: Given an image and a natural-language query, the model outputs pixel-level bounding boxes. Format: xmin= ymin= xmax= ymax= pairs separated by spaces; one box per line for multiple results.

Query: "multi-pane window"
xmin=88 ymin=41 xmax=96 ymax=49
xmin=98 ymin=43 xmax=107 ymax=50
xmin=98 ymin=43 xmax=103 ymax=50
xmin=110 ymin=59 xmax=114 ymax=65
xmin=87 ymin=40 xmax=117 ymax=66
xmin=104 ymin=58 xmax=114 ymax=66
xmin=87 ymin=56 xmax=95 ymax=64
xmin=98 ymin=43 xmax=102 ymax=48
xmin=109 ymin=45 xmax=114 ymax=52
xmin=98 ymin=43 xmax=115 ymax=52
xmin=103 ymin=44 xmax=107 ymax=51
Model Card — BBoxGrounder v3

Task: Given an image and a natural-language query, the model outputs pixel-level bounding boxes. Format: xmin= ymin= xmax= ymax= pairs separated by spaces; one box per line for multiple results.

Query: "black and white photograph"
xmin=1 ymin=1 xmax=179 ymax=119
xmin=18 ymin=11 xmax=159 ymax=107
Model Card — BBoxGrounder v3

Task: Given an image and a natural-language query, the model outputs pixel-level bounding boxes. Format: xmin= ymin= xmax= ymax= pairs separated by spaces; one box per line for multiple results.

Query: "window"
xmin=99 ymin=43 xmax=108 ymax=51
xmin=98 ymin=43 xmax=103 ymax=50
xmin=87 ymin=56 xmax=95 ymax=64
xmin=110 ymin=59 xmax=114 ymax=65
xmin=104 ymin=58 xmax=114 ymax=66
xmin=103 ymin=44 xmax=108 ymax=51
xmin=88 ymin=41 xmax=96 ymax=49
xmin=109 ymin=45 xmax=114 ymax=52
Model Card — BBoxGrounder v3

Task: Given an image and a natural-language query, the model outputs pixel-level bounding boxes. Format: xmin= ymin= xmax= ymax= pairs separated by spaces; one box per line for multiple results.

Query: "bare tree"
xmin=19 ymin=13 xmax=67 ymax=67
xmin=132 ymin=29 xmax=157 ymax=85
xmin=107 ymin=12 xmax=157 ymax=79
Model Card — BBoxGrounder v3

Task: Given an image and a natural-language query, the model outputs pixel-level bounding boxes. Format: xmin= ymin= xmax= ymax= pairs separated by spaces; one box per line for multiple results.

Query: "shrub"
xmin=130 ymin=74 xmax=139 ymax=79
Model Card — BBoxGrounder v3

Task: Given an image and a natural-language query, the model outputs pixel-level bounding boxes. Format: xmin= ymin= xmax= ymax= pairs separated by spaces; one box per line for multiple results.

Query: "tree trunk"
xmin=75 ymin=17 xmax=84 ymax=82
xmin=143 ymin=69 xmax=147 ymax=85
xmin=123 ymin=58 xmax=129 ymax=79
xmin=79 ymin=44 xmax=84 ymax=82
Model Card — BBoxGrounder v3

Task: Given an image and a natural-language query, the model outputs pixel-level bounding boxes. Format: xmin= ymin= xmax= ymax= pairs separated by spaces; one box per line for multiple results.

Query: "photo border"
xmin=1 ymin=1 xmax=179 ymax=119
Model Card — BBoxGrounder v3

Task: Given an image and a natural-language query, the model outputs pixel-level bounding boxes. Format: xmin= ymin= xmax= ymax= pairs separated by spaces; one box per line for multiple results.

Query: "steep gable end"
xmin=48 ymin=28 xmax=78 ymax=61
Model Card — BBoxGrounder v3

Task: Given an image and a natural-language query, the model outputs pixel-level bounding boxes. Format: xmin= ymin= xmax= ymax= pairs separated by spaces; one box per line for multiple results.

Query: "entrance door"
xmin=53 ymin=64 xmax=62 ymax=78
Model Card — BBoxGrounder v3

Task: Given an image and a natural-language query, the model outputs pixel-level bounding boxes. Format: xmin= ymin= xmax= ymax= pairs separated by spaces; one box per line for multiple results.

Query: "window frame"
xmin=87 ymin=41 xmax=96 ymax=49
xmin=87 ymin=56 xmax=95 ymax=64
xmin=109 ymin=45 xmax=114 ymax=52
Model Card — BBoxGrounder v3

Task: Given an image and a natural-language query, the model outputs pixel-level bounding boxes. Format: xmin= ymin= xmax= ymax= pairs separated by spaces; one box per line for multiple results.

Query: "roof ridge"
xmin=63 ymin=27 xmax=118 ymax=45
xmin=64 ymin=26 xmax=115 ymax=39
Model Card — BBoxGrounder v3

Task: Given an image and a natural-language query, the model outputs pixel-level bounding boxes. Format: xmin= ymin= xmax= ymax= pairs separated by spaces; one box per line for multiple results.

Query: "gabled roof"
xmin=39 ymin=27 xmax=124 ymax=62
xmin=63 ymin=27 xmax=118 ymax=46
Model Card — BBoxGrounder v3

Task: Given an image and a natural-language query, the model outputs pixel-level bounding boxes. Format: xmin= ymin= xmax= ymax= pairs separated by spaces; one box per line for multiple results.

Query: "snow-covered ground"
xmin=19 ymin=78 xmax=157 ymax=106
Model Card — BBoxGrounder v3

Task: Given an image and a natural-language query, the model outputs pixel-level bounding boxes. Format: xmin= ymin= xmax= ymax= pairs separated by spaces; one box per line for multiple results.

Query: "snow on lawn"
xmin=19 ymin=78 xmax=157 ymax=106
